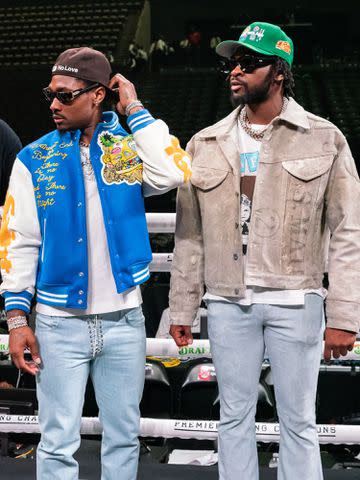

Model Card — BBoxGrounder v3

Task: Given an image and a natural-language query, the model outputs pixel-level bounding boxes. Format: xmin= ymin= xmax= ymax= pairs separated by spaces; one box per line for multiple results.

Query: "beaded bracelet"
xmin=7 ymin=315 xmax=28 ymax=331
xmin=125 ymin=100 xmax=144 ymax=116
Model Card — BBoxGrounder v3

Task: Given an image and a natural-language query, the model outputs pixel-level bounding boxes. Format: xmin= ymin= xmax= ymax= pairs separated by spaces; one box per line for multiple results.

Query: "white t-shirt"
xmin=204 ymin=120 xmax=325 ymax=306
xmin=36 ymin=144 xmax=142 ymax=316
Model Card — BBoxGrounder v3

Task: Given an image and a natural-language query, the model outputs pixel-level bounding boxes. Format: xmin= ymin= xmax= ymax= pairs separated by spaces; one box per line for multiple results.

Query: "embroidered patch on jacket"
xmin=98 ymin=132 xmax=143 ymax=185
xmin=0 ymin=193 xmax=15 ymax=273
xmin=32 ymin=140 xmax=68 ymax=209
xmin=165 ymin=136 xmax=192 ymax=182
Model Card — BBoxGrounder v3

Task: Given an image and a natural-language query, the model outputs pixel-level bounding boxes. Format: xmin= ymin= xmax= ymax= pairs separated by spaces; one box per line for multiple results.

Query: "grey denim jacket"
xmin=169 ymin=98 xmax=360 ymax=333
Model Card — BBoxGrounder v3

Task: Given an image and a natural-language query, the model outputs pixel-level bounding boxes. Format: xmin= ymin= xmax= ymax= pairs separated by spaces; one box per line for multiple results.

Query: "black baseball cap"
xmin=52 ymin=47 xmax=112 ymax=86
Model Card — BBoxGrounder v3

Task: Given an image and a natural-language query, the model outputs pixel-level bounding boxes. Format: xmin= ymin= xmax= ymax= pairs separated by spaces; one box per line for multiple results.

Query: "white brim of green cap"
xmin=216 ymin=40 xmax=274 ymax=59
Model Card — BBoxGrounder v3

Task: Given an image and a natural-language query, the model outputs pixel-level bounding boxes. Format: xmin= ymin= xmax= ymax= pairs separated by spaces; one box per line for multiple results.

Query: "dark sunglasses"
xmin=219 ymin=54 xmax=276 ymax=75
xmin=42 ymin=83 xmax=100 ymax=105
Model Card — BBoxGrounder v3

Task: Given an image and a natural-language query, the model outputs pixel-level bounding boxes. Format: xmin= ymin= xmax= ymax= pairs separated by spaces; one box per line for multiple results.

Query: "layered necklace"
xmin=79 ymin=141 xmax=95 ymax=180
xmin=238 ymin=97 xmax=289 ymax=141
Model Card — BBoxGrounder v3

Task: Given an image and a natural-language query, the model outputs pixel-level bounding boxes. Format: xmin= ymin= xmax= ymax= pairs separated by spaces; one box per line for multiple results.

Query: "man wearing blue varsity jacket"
xmin=0 ymin=47 xmax=191 ymax=480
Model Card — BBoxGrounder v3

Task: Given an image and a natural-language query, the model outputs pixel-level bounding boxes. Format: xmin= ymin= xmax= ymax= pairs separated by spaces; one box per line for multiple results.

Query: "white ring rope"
xmin=145 ymin=338 xmax=360 ymax=361
xmin=0 ymin=336 xmax=359 ymax=361
xmin=150 ymin=253 xmax=173 ymax=272
xmin=0 ymin=415 xmax=359 ymax=445
xmin=146 ymin=213 xmax=176 ymax=233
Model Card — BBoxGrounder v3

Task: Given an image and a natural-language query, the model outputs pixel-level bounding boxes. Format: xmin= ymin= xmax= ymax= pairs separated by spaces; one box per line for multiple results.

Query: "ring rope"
xmin=146 ymin=213 xmax=176 ymax=233
xmin=0 ymin=336 xmax=359 ymax=361
xmin=0 ymin=416 xmax=359 ymax=445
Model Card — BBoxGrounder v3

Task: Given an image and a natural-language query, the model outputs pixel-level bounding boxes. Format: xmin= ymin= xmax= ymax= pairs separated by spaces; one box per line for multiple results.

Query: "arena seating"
xmin=137 ymin=69 xmax=220 ymax=147
xmin=179 ymin=361 xmax=220 ymax=421
xmin=323 ymin=70 xmax=360 ymax=138
xmin=0 ymin=0 xmax=144 ymax=66
xmin=141 ymin=360 xmax=173 ymax=418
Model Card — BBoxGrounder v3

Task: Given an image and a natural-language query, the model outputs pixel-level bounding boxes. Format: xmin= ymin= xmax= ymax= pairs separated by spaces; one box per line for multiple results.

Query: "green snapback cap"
xmin=216 ymin=21 xmax=294 ymax=66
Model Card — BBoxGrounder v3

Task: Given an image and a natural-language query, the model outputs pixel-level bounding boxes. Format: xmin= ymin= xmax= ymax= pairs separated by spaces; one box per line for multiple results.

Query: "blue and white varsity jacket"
xmin=0 ymin=109 xmax=191 ymax=313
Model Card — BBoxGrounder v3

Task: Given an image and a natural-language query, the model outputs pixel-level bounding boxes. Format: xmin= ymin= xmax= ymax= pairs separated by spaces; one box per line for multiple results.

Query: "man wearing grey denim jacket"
xmin=169 ymin=22 xmax=360 ymax=480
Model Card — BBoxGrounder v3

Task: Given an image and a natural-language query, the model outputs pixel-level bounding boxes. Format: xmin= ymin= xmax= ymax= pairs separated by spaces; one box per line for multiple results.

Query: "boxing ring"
xmin=0 ymin=213 xmax=359 ymax=478
xmin=1 ymin=336 xmax=360 ymax=444
xmin=1 ymin=338 xmax=360 ymax=479
xmin=1 ymin=340 xmax=360 ymax=445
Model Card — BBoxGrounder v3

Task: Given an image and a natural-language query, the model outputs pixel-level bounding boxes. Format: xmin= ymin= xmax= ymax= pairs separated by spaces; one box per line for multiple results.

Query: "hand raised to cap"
xmin=108 ymin=73 xmax=143 ymax=116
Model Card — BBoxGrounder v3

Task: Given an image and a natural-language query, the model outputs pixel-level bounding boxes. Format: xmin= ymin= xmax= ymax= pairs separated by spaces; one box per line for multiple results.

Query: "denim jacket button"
xmin=233 ymin=253 xmax=239 ymax=261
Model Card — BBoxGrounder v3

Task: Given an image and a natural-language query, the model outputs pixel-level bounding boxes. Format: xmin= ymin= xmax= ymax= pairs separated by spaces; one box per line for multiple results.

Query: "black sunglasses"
xmin=42 ymin=83 xmax=100 ymax=105
xmin=219 ymin=54 xmax=276 ymax=75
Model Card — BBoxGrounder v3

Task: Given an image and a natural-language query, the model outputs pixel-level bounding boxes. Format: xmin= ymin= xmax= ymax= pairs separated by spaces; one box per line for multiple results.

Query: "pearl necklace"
xmin=239 ymin=97 xmax=289 ymax=141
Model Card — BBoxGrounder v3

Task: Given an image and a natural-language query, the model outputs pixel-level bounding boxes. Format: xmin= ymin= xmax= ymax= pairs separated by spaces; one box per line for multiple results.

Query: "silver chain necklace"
xmin=239 ymin=97 xmax=289 ymax=141
xmin=79 ymin=143 xmax=95 ymax=181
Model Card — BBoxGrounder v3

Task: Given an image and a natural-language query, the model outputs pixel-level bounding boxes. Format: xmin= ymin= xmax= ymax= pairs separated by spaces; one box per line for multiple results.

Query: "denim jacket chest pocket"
xmin=282 ymin=155 xmax=334 ymax=208
xmin=190 ymin=165 xmax=236 ymax=227
xmin=191 ymin=137 xmax=235 ymax=192
xmin=191 ymin=165 xmax=229 ymax=191
xmin=279 ymin=155 xmax=334 ymax=273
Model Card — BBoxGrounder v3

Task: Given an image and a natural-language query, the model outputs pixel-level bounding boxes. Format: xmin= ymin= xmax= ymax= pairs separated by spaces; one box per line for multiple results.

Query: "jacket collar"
xmin=98 ymin=111 xmax=120 ymax=130
xmin=196 ymin=97 xmax=310 ymax=141
xmin=194 ymin=107 xmax=240 ymax=173
xmin=279 ymin=97 xmax=310 ymax=130
xmin=67 ymin=111 xmax=121 ymax=142
xmin=195 ymin=97 xmax=310 ymax=173
xmin=196 ymin=107 xmax=240 ymax=140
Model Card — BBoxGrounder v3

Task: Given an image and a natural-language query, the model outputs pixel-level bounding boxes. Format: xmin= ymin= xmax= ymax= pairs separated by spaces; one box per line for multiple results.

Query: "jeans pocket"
xmin=125 ymin=307 xmax=145 ymax=327
xmin=303 ymin=293 xmax=324 ymax=344
xmin=35 ymin=313 xmax=60 ymax=331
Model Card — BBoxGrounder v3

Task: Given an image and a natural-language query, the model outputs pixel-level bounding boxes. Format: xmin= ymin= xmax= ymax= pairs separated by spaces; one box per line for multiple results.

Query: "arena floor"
xmin=2 ymin=461 xmax=359 ymax=480
xmin=1 ymin=439 xmax=359 ymax=479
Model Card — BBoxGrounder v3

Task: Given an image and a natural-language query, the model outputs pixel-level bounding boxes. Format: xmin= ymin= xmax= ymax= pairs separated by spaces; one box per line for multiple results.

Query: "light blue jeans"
xmin=35 ymin=307 xmax=146 ymax=480
xmin=207 ymin=294 xmax=324 ymax=480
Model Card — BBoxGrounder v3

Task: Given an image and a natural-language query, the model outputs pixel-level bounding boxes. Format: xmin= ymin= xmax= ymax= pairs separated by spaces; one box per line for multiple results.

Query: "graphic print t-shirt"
xmin=238 ymin=127 xmax=262 ymax=254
